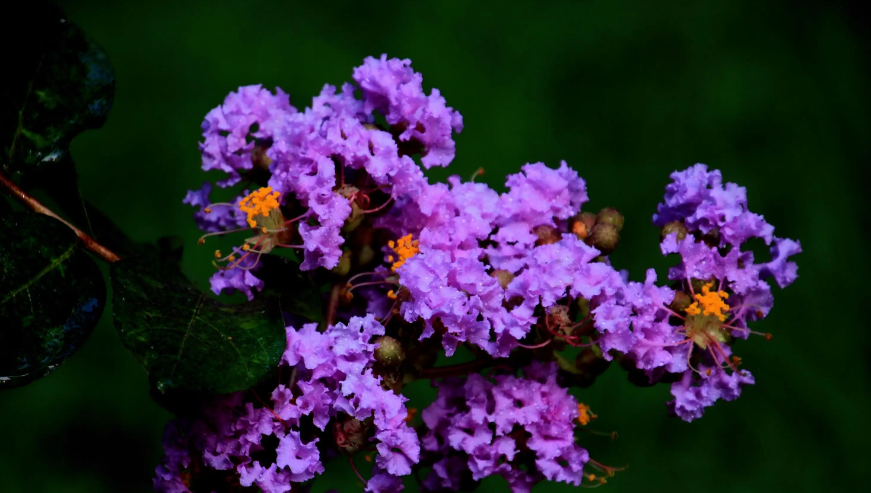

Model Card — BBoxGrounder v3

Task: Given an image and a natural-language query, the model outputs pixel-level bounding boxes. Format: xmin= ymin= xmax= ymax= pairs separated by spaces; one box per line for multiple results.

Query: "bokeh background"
xmin=2 ymin=0 xmax=869 ymax=491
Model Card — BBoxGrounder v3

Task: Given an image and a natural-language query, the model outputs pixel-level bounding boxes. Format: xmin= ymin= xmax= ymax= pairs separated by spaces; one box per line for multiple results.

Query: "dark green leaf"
xmin=2 ymin=2 xmax=114 ymax=174
xmin=111 ymin=256 xmax=286 ymax=394
xmin=0 ymin=212 xmax=106 ymax=388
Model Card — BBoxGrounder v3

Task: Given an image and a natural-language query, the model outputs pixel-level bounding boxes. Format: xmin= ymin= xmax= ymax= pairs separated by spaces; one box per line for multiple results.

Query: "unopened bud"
xmin=533 ymin=225 xmax=560 ymax=246
xmin=252 ymin=143 xmax=273 ymax=170
xmin=571 ymin=212 xmax=597 ymax=239
xmin=331 ymin=250 xmax=353 ymax=276
xmin=342 ymin=201 xmax=365 ymax=233
xmin=374 ymin=336 xmax=405 ymax=367
xmin=660 ymin=221 xmax=688 ymax=242
xmin=596 ymin=207 xmax=624 ymax=231
xmin=491 ymin=269 xmax=515 ymax=289
xmin=587 ymin=223 xmax=620 ymax=255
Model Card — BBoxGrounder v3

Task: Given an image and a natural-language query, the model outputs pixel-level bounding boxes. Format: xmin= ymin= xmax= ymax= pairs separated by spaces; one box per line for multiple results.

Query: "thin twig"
xmin=0 ymin=171 xmax=121 ymax=263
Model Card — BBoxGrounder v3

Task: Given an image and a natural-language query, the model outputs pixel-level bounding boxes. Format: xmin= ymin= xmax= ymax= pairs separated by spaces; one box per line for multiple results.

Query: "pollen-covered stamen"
xmin=577 ymin=403 xmax=597 ymax=425
xmin=388 ymin=234 xmax=419 ymax=271
xmin=239 ymin=187 xmax=282 ymax=228
xmin=686 ymin=282 xmax=730 ymax=321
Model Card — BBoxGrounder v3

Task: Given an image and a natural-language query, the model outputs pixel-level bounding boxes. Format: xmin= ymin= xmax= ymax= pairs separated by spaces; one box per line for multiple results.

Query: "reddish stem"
xmin=0 ymin=171 xmax=121 ymax=263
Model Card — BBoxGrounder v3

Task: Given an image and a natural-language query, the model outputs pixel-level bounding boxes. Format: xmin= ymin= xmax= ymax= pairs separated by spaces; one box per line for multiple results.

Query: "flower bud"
xmin=596 ymin=207 xmax=624 ymax=232
xmin=342 ymin=201 xmax=365 ymax=233
xmin=586 ymin=223 xmax=620 ymax=255
xmin=331 ymin=250 xmax=353 ymax=276
xmin=490 ymin=269 xmax=515 ymax=289
xmin=374 ymin=336 xmax=405 ymax=368
xmin=660 ymin=221 xmax=688 ymax=242
xmin=533 ymin=225 xmax=560 ymax=246
xmin=570 ymin=212 xmax=597 ymax=239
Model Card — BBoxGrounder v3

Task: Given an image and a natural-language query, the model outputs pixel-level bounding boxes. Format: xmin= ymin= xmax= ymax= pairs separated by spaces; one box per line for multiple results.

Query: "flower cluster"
xmin=420 ymin=362 xmax=597 ymax=492
xmin=163 ymin=56 xmax=800 ymax=492
xmin=154 ymin=315 xmax=417 ymax=493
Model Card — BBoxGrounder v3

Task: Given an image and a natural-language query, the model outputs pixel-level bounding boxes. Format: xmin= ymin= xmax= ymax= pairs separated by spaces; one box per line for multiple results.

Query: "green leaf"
xmin=2 ymin=3 xmax=114 ymax=174
xmin=111 ymin=256 xmax=286 ymax=394
xmin=0 ymin=212 xmax=106 ymax=389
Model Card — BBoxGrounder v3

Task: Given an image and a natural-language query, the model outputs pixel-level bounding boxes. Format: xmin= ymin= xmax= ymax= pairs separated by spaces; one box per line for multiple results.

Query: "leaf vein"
xmin=1 ymin=242 xmax=76 ymax=305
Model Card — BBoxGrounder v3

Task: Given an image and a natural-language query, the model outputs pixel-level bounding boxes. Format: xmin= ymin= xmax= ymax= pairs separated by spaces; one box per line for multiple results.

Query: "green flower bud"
xmin=374 ymin=336 xmax=405 ymax=368
xmin=586 ymin=223 xmax=620 ymax=255
xmin=660 ymin=221 xmax=688 ymax=242
xmin=331 ymin=250 xmax=353 ymax=276
xmin=596 ymin=207 xmax=624 ymax=232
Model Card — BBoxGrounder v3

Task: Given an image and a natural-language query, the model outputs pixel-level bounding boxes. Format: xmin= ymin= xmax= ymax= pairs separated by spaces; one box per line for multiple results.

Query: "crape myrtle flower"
xmin=199 ymin=84 xmax=295 ymax=188
xmin=186 ymin=55 xmax=459 ymax=274
xmin=420 ymin=362 xmax=613 ymax=492
xmin=153 ymin=316 xmax=417 ymax=493
xmin=384 ymin=162 xmax=627 ymax=358
xmin=170 ymin=54 xmax=800 ymax=492
xmin=618 ymin=164 xmax=801 ymax=421
xmin=353 ymin=54 xmax=464 ymax=168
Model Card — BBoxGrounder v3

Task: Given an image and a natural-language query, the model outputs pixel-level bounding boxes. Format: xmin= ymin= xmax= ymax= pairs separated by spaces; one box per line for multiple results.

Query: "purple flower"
xmin=200 ymin=85 xmax=295 ymax=187
xmin=208 ymin=259 xmax=264 ymax=301
xmin=420 ymin=363 xmax=590 ymax=489
xmin=353 ymin=54 xmax=463 ymax=168
xmin=668 ymin=365 xmax=755 ymax=421
xmin=653 ymin=163 xmax=774 ymax=247
xmin=183 ymin=182 xmax=248 ymax=233
xmin=275 ymin=431 xmax=323 ymax=482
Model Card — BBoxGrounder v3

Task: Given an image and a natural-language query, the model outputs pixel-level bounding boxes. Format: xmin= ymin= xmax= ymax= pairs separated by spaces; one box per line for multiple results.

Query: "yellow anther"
xmin=262 ymin=227 xmax=268 ymax=234
xmin=214 ymin=250 xmax=221 ymax=258
xmin=204 ymin=207 xmax=212 ymax=213
xmin=586 ymin=474 xmax=597 ymax=482
xmin=228 ymin=255 xmax=236 ymax=261
xmin=686 ymin=282 xmax=730 ymax=321
xmin=387 ymin=290 xmax=398 ymax=300
xmin=242 ymin=244 xmax=251 ymax=251
xmin=577 ymin=403 xmax=596 ymax=426
xmin=404 ymin=407 xmax=418 ymax=423
xmin=389 ymin=234 xmax=419 ymax=271
xmin=239 ymin=187 xmax=281 ymax=228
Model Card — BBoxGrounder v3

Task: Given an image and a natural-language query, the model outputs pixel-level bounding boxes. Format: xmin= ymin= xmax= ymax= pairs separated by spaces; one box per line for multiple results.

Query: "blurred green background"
xmin=1 ymin=0 xmax=869 ymax=491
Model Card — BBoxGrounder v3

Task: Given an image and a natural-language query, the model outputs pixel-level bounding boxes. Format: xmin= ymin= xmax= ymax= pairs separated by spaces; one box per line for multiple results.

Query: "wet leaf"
xmin=111 ymin=256 xmax=286 ymax=394
xmin=2 ymin=3 xmax=115 ymax=174
xmin=0 ymin=212 xmax=106 ymax=389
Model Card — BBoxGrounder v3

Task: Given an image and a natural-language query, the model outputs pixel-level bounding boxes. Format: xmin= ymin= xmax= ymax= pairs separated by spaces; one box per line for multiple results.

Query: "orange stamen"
xmin=577 ymin=403 xmax=597 ymax=425
xmin=388 ymin=234 xmax=419 ymax=271
xmin=685 ymin=282 xmax=730 ymax=321
xmin=239 ymin=187 xmax=281 ymax=228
